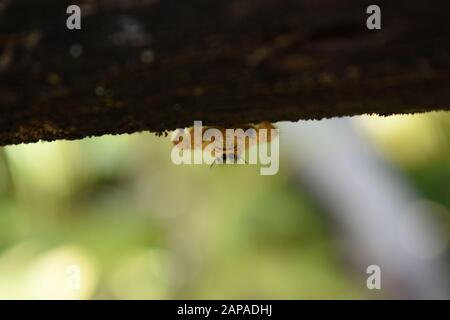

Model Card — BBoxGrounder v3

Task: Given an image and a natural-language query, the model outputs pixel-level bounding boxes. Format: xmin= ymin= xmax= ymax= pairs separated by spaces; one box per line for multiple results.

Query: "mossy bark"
xmin=0 ymin=0 xmax=449 ymax=145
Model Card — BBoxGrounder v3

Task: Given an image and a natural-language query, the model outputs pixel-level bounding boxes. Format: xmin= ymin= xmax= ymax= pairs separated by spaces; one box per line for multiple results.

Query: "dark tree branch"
xmin=0 ymin=0 xmax=449 ymax=145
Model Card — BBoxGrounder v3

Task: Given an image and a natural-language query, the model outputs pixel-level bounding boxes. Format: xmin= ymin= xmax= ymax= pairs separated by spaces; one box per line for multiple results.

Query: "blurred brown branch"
xmin=0 ymin=0 xmax=449 ymax=145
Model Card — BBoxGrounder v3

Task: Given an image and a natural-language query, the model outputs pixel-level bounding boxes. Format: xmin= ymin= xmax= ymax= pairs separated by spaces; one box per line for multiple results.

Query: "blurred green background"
xmin=0 ymin=112 xmax=449 ymax=299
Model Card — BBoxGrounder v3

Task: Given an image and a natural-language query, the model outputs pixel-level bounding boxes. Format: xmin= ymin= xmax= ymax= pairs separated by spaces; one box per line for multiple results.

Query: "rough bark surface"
xmin=0 ymin=0 xmax=449 ymax=145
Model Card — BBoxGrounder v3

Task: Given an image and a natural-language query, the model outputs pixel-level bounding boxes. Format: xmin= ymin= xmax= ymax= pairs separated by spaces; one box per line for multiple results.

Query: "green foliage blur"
xmin=0 ymin=112 xmax=449 ymax=299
